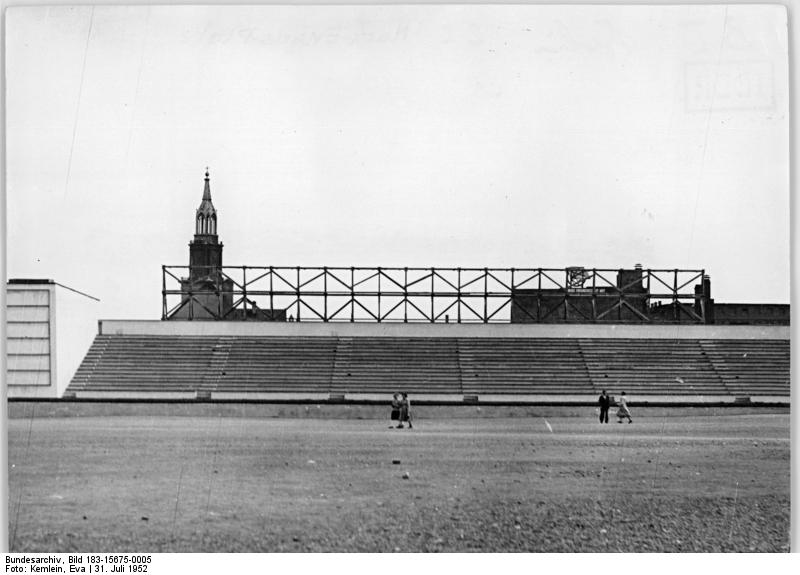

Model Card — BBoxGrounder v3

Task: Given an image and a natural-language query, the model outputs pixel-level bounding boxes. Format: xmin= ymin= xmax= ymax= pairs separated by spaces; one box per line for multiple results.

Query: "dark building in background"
xmin=711 ymin=303 xmax=791 ymax=325
xmin=511 ymin=265 xmax=789 ymax=325
xmin=511 ymin=265 xmax=649 ymax=323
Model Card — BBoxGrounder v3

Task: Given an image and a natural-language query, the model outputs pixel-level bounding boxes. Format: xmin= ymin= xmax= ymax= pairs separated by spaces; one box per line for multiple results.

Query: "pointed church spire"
xmin=203 ymin=167 xmax=212 ymax=201
xmin=195 ymin=167 xmax=218 ymax=237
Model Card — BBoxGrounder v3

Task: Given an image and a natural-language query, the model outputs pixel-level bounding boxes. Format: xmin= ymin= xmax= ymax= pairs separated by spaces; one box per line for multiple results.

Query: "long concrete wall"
xmin=98 ymin=319 xmax=789 ymax=340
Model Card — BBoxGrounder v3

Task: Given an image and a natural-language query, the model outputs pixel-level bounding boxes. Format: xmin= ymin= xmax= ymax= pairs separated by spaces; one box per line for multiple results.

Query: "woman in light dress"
xmin=616 ymin=391 xmax=633 ymax=424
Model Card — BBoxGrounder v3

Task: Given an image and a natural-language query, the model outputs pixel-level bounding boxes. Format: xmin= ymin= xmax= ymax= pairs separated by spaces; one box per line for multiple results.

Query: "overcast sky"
xmin=4 ymin=4 xmax=790 ymax=320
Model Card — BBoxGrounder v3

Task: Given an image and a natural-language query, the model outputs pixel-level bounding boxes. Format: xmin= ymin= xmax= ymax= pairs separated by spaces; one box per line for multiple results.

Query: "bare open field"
xmin=7 ymin=409 xmax=790 ymax=552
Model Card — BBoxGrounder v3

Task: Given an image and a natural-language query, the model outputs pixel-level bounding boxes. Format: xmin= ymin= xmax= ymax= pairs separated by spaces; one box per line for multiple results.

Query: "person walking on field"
xmin=616 ymin=391 xmax=633 ymax=424
xmin=389 ymin=393 xmax=401 ymax=428
xmin=397 ymin=392 xmax=413 ymax=429
xmin=598 ymin=389 xmax=610 ymax=423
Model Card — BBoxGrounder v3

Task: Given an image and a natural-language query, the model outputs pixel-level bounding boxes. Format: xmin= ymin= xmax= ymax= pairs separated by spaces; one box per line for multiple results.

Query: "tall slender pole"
xmin=700 ymin=269 xmax=706 ymax=323
xmin=324 ymin=267 xmax=328 ymax=322
xmin=510 ymin=268 xmax=515 ymax=323
xmin=457 ymin=268 xmax=462 ymax=324
xmin=161 ymin=266 xmax=167 ymax=319
xmin=431 ymin=267 xmax=435 ymax=323
xmin=242 ymin=266 xmax=248 ymax=318
xmin=404 ymin=267 xmax=408 ymax=323
xmin=537 ymin=269 xmax=542 ymax=323
xmin=673 ymin=269 xmax=679 ymax=321
xmin=296 ymin=266 xmax=301 ymax=322
xmin=483 ymin=268 xmax=488 ymax=323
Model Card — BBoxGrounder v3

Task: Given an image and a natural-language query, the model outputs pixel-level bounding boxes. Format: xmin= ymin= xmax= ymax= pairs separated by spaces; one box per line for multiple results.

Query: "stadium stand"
xmin=68 ymin=335 xmax=220 ymax=393
xmin=218 ymin=336 xmax=338 ymax=393
xmin=330 ymin=337 xmax=462 ymax=395
xmin=578 ymin=338 xmax=729 ymax=395
xmin=698 ymin=339 xmax=790 ymax=396
xmin=66 ymin=334 xmax=790 ymax=400
xmin=459 ymin=338 xmax=592 ymax=395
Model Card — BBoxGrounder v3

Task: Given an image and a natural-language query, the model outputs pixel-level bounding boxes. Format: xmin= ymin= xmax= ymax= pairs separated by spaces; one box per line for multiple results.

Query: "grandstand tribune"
xmin=63 ymin=321 xmax=790 ymax=404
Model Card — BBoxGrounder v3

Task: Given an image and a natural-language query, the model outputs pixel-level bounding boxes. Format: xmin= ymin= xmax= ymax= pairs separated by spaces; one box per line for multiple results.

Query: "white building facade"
xmin=6 ymin=279 xmax=99 ymax=398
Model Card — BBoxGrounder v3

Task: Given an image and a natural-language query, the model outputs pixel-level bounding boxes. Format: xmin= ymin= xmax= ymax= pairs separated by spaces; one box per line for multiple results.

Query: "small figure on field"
xmin=616 ymin=391 xmax=633 ymax=424
xmin=598 ymin=389 xmax=610 ymax=424
xmin=390 ymin=393 xmax=401 ymax=428
xmin=397 ymin=392 xmax=413 ymax=429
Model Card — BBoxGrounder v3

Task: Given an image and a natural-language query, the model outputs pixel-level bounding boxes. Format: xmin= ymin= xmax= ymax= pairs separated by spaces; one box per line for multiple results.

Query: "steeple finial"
xmin=202 ymin=167 xmax=212 ymax=200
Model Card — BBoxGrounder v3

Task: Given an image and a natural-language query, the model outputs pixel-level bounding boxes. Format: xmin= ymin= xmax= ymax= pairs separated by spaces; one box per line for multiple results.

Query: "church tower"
xmin=189 ymin=169 xmax=223 ymax=282
xmin=167 ymin=168 xmax=284 ymax=321
xmin=168 ymin=169 xmax=233 ymax=320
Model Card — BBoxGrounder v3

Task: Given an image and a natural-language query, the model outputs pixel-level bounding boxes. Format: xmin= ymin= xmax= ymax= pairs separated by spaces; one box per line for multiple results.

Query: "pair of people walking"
xmin=390 ymin=392 xmax=413 ymax=429
xmin=598 ymin=390 xmax=632 ymax=424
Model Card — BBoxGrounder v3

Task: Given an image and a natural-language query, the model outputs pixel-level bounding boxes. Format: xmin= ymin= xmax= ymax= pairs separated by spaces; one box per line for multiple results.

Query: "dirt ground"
xmin=6 ymin=410 xmax=790 ymax=552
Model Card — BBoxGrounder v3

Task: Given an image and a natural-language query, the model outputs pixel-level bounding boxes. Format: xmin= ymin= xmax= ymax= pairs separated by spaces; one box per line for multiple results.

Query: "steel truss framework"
xmin=162 ymin=266 xmax=708 ymax=323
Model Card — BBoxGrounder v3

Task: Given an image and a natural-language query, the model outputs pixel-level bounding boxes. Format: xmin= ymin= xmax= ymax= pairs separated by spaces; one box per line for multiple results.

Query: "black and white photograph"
xmin=2 ymin=1 xmax=793 ymax=560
